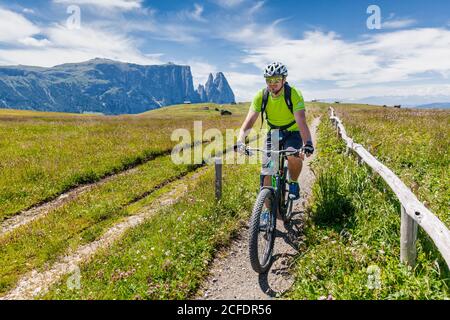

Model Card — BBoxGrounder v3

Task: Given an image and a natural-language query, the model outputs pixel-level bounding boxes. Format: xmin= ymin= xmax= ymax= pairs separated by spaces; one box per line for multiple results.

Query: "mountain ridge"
xmin=0 ymin=58 xmax=236 ymax=114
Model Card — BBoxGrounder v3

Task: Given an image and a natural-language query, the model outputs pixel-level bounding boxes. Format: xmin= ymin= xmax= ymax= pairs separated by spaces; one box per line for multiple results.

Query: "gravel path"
xmin=196 ymin=117 xmax=321 ymax=300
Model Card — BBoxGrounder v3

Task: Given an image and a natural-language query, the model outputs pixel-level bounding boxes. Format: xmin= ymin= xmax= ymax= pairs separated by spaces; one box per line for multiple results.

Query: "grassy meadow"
xmin=0 ymin=154 xmax=197 ymax=294
xmin=0 ymin=102 xmax=265 ymax=297
xmin=1 ymin=101 xmax=448 ymax=300
xmin=40 ymin=162 xmax=260 ymax=299
xmin=288 ymin=105 xmax=449 ymax=299
xmin=0 ymin=103 xmax=248 ymax=221
xmin=333 ymin=105 xmax=449 ymax=225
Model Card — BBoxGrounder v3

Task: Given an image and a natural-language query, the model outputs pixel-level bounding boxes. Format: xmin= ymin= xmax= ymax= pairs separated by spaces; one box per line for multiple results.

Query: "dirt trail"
xmin=0 ymin=167 xmax=209 ymax=300
xmin=197 ymin=117 xmax=321 ymax=300
xmin=1 ymin=174 xmax=127 ymax=237
xmin=0 ymin=142 xmax=203 ymax=237
xmin=0 ymin=138 xmax=256 ymax=300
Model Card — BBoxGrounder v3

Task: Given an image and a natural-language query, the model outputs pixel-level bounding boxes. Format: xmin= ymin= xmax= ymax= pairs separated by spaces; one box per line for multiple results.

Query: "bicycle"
xmin=243 ymin=145 xmax=304 ymax=273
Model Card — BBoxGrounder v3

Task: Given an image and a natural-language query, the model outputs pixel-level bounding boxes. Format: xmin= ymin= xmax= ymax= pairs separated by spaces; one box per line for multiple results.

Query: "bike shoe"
xmin=288 ymin=181 xmax=300 ymax=200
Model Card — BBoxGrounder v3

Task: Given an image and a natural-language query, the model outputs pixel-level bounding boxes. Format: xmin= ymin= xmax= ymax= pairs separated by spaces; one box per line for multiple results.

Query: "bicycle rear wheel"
xmin=248 ymin=188 xmax=276 ymax=273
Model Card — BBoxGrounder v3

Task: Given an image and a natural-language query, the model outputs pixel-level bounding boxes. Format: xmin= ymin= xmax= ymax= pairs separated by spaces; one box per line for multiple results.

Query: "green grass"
xmin=288 ymin=116 xmax=449 ymax=300
xmin=0 ymin=103 xmax=248 ymax=220
xmin=0 ymin=154 xmax=199 ymax=295
xmin=144 ymin=102 xmax=249 ymax=118
xmin=0 ymin=101 xmax=260 ymax=297
xmin=6 ymin=100 xmax=445 ymax=300
xmin=34 ymin=105 xmax=320 ymax=300
xmin=40 ymin=162 xmax=260 ymax=300
xmin=333 ymin=105 xmax=449 ymax=225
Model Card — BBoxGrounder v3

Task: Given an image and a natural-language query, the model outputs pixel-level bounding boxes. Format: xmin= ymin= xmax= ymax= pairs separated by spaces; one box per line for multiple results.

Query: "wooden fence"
xmin=329 ymin=107 xmax=450 ymax=268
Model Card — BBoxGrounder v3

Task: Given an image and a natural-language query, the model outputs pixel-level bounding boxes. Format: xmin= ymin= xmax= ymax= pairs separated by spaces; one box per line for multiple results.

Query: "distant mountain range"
xmin=317 ymin=96 xmax=450 ymax=109
xmin=414 ymin=102 xmax=450 ymax=109
xmin=0 ymin=58 xmax=235 ymax=115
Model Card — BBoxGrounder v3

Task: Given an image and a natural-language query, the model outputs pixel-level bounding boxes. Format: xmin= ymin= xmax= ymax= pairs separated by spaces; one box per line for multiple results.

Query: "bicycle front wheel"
xmin=281 ymin=166 xmax=294 ymax=223
xmin=282 ymin=183 xmax=294 ymax=223
xmin=248 ymin=188 xmax=276 ymax=273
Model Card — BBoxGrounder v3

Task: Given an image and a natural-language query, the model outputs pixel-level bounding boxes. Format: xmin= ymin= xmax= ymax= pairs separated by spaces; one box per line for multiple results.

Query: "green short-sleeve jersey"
xmin=250 ymin=86 xmax=305 ymax=131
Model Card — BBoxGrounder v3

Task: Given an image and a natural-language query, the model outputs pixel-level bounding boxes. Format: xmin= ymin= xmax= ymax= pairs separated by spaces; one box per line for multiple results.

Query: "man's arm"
xmin=238 ymin=110 xmax=260 ymax=143
xmin=294 ymin=109 xmax=312 ymax=146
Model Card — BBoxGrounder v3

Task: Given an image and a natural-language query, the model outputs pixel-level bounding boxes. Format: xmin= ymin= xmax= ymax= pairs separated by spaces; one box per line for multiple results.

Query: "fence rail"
xmin=329 ymin=107 xmax=450 ymax=268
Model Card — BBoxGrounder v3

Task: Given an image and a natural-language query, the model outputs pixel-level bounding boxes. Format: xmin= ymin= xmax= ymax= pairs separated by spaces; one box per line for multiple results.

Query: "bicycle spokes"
xmin=249 ymin=188 xmax=276 ymax=273
xmin=259 ymin=208 xmax=270 ymax=232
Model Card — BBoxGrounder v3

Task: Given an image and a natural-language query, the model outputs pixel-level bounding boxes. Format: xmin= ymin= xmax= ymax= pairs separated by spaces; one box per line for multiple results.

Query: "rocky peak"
xmin=196 ymin=72 xmax=235 ymax=104
xmin=197 ymin=84 xmax=207 ymax=102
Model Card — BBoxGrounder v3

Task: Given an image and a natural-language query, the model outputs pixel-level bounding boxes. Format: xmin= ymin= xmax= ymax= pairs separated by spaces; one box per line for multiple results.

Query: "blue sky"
xmin=0 ymin=0 xmax=449 ymax=104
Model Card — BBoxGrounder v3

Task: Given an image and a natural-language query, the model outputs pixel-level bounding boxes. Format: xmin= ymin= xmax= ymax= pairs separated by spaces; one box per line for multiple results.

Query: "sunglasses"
xmin=265 ymin=77 xmax=283 ymax=85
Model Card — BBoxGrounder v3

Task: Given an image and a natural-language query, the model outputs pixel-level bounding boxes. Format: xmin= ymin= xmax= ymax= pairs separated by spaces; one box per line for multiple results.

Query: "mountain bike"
xmin=244 ymin=145 xmax=304 ymax=274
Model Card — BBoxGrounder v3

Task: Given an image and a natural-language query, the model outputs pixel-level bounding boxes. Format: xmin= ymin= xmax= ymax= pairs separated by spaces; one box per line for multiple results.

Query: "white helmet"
xmin=264 ymin=62 xmax=288 ymax=77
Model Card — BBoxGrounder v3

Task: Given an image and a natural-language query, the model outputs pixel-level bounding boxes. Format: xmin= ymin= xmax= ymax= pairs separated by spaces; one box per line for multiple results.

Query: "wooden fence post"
xmin=400 ymin=205 xmax=418 ymax=267
xmin=215 ymin=157 xmax=222 ymax=200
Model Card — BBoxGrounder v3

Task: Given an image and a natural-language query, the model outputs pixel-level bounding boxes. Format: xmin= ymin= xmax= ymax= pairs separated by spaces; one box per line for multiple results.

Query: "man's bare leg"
xmin=287 ymin=155 xmax=303 ymax=181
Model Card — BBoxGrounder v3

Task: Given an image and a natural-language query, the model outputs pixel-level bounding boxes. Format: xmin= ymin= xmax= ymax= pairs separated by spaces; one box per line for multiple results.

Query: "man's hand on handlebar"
xmin=236 ymin=141 xmax=250 ymax=155
xmin=303 ymin=141 xmax=314 ymax=157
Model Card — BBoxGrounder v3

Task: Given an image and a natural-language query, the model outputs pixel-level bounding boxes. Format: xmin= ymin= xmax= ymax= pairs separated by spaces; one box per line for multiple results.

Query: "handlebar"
xmin=241 ymin=146 xmax=305 ymax=156
xmin=247 ymin=147 xmax=303 ymax=153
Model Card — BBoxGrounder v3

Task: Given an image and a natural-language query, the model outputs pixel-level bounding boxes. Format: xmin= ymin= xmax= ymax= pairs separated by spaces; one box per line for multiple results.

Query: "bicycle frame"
xmin=246 ymin=146 xmax=302 ymax=219
xmin=245 ymin=146 xmax=303 ymax=273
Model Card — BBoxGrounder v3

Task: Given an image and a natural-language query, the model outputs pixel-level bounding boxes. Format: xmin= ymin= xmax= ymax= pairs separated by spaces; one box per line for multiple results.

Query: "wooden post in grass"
xmin=215 ymin=157 xmax=222 ymax=200
xmin=345 ymin=145 xmax=350 ymax=156
xmin=400 ymin=205 xmax=418 ymax=267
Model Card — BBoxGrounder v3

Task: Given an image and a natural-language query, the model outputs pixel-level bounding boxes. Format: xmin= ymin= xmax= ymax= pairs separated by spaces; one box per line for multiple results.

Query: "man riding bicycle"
xmin=237 ymin=62 xmax=314 ymax=201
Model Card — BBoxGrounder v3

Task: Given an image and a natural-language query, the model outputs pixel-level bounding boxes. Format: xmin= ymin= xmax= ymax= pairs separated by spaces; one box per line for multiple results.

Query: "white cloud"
xmin=219 ymin=19 xmax=450 ymax=101
xmin=383 ymin=18 xmax=417 ymax=29
xmin=150 ymin=24 xmax=201 ymax=43
xmin=179 ymin=3 xmax=207 ymax=23
xmin=361 ymin=28 xmax=450 ymax=83
xmin=53 ymin=0 xmax=142 ymax=10
xmin=187 ymin=61 xmax=218 ymax=88
xmin=304 ymin=83 xmax=450 ymax=101
xmin=22 ymin=8 xmax=35 ymax=14
xmin=0 ymin=9 xmax=162 ymax=67
xmin=248 ymin=1 xmax=265 ymax=15
xmin=18 ymin=37 xmax=52 ymax=47
xmin=0 ymin=8 xmax=40 ymax=43
xmin=226 ymin=72 xmax=264 ymax=102
xmin=234 ymin=27 xmax=450 ymax=89
xmin=220 ymin=21 xmax=281 ymax=45
xmin=0 ymin=45 xmax=161 ymax=67
xmin=46 ymin=24 xmax=134 ymax=52
xmin=242 ymin=31 xmax=379 ymax=86
xmin=215 ymin=0 xmax=245 ymax=8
